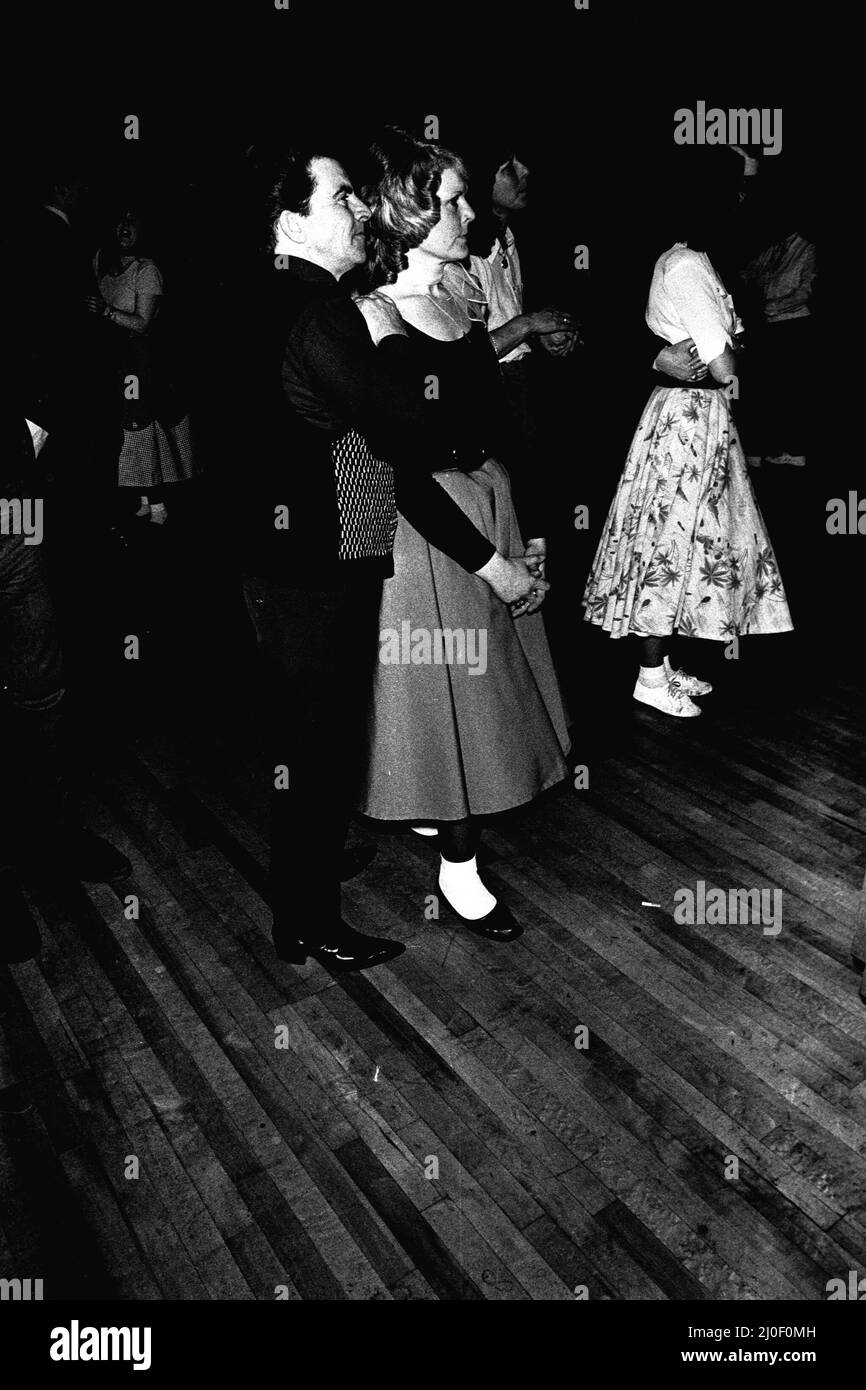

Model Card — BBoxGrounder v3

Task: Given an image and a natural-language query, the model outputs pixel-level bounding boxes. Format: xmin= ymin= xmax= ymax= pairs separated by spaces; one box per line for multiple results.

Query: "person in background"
xmin=444 ymin=140 xmax=579 ymax=535
xmin=1 ymin=399 xmax=131 ymax=964
xmin=582 ymin=156 xmax=793 ymax=715
xmin=734 ymin=153 xmax=816 ymax=470
xmin=88 ymin=208 xmax=199 ymax=522
xmin=18 ymin=167 xmax=122 ymax=728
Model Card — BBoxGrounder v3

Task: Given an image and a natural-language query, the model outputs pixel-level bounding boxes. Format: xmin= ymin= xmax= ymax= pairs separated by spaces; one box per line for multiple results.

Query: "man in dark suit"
xmin=241 ymin=144 xmax=538 ymax=973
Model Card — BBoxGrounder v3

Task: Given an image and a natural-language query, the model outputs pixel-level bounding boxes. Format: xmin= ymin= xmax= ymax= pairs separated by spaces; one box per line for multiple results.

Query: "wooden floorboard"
xmin=2 ymin=673 xmax=864 ymax=1301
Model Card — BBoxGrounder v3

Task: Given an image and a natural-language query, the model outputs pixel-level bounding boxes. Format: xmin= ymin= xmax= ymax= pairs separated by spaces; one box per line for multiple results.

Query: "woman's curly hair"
xmin=359 ymin=126 xmax=468 ymax=287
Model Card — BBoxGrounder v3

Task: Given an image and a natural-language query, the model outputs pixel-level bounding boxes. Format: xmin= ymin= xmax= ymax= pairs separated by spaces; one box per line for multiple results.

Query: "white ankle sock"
xmin=438 ymin=854 xmax=496 ymax=920
xmin=638 ymin=663 xmax=667 ymax=687
xmin=662 ymin=656 xmax=678 ymax=677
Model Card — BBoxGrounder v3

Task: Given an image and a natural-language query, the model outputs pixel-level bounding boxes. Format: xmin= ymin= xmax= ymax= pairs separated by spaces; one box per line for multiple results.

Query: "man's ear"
xmin=277 ymin=209 xmax=306 ymax=248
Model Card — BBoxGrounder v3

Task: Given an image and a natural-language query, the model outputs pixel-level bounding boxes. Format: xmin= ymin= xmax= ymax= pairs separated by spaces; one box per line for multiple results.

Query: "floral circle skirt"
xmin=583 ymin=386 xmax=794 ymax=640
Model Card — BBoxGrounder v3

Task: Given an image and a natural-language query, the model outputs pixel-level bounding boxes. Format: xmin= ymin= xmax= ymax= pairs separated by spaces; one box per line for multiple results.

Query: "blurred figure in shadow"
xmin=90 ymin=207 xmax=199 ymax=521
xmin=1 ymin=402 xmax=131 ymax=965
xmin=18 ymin=166 xmax=122 ymax=722
xmin=735 ymin=154 xmax=816 ymax=470
xmin=731 ymin=153 xmax=817 ymax=642
xmin=87 ymin=207 xmax=201 ymax=679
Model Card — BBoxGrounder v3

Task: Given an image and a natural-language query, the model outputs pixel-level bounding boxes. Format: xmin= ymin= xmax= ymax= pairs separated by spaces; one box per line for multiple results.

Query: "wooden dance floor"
xmin=2 ymin=667 xmax=864 ymax=1301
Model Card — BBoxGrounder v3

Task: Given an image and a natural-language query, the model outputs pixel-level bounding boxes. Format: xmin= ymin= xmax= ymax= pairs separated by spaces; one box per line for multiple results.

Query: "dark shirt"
xmin=241 ymin=257 xmax=496 ymax=588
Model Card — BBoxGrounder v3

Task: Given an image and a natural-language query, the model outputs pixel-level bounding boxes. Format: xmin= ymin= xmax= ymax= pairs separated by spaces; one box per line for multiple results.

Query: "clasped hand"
xmin=510 ymin=538 xmax=548 ymax=617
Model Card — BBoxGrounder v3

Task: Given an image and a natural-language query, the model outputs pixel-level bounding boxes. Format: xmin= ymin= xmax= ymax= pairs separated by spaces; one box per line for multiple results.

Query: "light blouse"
xmin=96 ymin=257 xmax=163 ymax=313
xmin=646 ymin=243 xmax=742 ymax=366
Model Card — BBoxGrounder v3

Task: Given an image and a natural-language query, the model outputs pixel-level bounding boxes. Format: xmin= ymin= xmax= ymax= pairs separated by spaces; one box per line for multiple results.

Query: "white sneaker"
xmin=667 ymin=666 xmax=712 ymax=696
xmin=411 ymin=826 xmax=438 ymax=837
xmin=633 ymin=675 xmax=701 ymax=717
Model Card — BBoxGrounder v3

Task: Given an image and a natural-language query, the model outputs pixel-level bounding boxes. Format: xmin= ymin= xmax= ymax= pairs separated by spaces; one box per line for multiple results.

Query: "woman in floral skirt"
xmin=583 ymin=173 xmax=793 ymax=717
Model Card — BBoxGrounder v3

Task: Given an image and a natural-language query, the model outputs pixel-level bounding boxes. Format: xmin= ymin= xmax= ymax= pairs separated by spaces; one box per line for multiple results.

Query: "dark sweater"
xmin=240 ymin=257 xmax=496 ymax=588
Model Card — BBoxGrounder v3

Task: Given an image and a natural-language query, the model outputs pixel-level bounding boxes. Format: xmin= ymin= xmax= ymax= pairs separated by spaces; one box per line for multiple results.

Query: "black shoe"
xmin=272 ymin=921 xmax=405 ymax=973
xmin=340 ymin=843 xmax=377 ymax=881
xmin=62 ymin=830 xmax=132 ymax=883
xmin=438 ymin=885 xmax=524 ymax=942
xmin=0 ymin=873 xmax=41 ymax=964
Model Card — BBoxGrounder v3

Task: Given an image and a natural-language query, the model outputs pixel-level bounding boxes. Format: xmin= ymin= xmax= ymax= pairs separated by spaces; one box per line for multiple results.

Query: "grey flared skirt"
xmin=357 ymin=459 xmax=571 ymax=822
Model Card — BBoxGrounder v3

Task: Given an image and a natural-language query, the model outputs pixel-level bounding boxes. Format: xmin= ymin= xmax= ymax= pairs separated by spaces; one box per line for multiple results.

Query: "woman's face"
xmin=418 ymin=166 xmax=475 ymax=263
xmin=116 ymin=215 xmax=140 ymax=252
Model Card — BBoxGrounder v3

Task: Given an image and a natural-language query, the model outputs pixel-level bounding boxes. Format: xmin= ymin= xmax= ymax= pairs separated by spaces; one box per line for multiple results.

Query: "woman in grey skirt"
xmin=353 ymin=128 xmax=570 ymax=941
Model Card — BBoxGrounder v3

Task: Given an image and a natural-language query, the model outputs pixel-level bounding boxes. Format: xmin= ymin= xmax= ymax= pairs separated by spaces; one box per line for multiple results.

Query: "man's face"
xmin=492 ymin=156 xmax=530 ymax=215
xmin=289 ymin=157 xmax=371 ymax=278
xmin=418 ymin=166 xmax=475 ymax=264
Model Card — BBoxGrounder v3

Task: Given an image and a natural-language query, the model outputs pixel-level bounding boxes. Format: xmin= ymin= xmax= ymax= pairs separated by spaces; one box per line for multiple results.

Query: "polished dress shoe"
xmin=272 ymin=920 xmax=405 ymax=973
xmin=340 ymin=843 xmax=377 ymax=881
xmin=438 ymin=885 xmax=524 ymax=942
xmin=0 ymin=872 xmax=41 ymax=964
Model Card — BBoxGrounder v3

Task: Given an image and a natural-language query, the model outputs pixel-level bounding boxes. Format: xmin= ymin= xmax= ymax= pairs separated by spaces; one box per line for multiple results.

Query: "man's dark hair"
xmin=247 ymin=142 xmax=335 ymax=253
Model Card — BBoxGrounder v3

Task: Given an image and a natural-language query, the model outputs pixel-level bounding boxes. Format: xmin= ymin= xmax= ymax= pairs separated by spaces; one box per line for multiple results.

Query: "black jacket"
xmin=238 ymin=257 xmax=496 ymax=588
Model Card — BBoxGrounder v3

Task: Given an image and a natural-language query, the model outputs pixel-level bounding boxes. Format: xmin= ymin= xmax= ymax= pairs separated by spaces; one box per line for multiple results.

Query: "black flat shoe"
xmin=272 ymin=921 xmax=405 ymax=973
xmin=438 ymin=886 xmax=524 ymax=942
xmin=0 ymin=873 xmax=41 ymax=964
xmin=340 ymin=843 xmax=377 ymax=881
